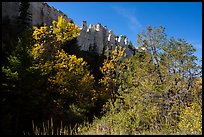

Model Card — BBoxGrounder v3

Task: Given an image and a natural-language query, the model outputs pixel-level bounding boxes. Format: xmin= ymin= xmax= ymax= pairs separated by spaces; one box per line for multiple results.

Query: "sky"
xmin=47 ymin=2 xmax=202 ymax=63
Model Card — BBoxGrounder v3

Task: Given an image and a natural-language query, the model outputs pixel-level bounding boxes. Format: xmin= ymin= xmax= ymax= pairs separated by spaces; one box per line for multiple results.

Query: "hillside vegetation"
xmin=2 ymin=8 xmax=202 ymax=135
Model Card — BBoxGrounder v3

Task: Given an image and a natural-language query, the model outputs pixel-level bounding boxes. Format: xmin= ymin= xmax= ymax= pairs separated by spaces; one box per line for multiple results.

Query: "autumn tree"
xmin=99 ymin=46 xmax=128 ymax=104
xmin=2 ymin=16 xmax=97 ymax=135
xmin=32 ymin=16 xmax=97 ymax=126
xmin=95 ymin=26 xmax=202 ymax=134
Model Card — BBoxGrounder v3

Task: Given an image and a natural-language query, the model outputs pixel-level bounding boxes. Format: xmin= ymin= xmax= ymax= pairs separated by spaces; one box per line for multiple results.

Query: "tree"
xmin=2 ymin=3 xmax=35 ymax=134
xmin=95 ymin=26 xmax=202 ymax=134
xmin=69 ymin=19 xmax=74 ymax=23
xmin=162 ymin=37 xmax=201 ymax=86
xmin=135 ymin=26 xmax=201 ymax=128
xmin=2 ymin=15 xmax=97 ymax=135
xmin=17 ymin=2 xmax=32 ymax=31
xmin=2 ymin=2 xmax=32 ymax=62
xmin=100 ymin=46 xmax=128 ymax=104
xmin=32 ymin=16 xmax=97 ymax=126
xmin=128 ymin=41 xmax=133 ymax=49
xmin=2 ymin=26 xmax=47 ymax=135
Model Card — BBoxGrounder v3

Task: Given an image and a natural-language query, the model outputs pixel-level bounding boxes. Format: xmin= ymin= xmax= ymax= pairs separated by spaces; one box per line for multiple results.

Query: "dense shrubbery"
xmin=2 ymin=13 xmax=202 ymax=135
xmin=77 ymin=26 xmax=202 ymax=135
xmin=2 ymin=15 xmax=97 ymax=135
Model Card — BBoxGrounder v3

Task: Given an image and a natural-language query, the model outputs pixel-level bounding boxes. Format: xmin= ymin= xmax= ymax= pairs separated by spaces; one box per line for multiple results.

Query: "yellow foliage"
xmin=178 ymin=100 xmax=202 ymax=134
xmin=177 ymin=77 xmax=202 ymax=134
xmin=100 ymin=46 xmax=128 ymax=98
xmin=52 ymin=16 xmax=80 ymax=43
xmin=31 ymin=16 xmax=96 ymax=105
xmin=191 ymin=77 xmax=202 ymax=96
xmin=32 ymin=16 xmax=80 ymax=62
xmin=33 ymin=26 xmax=48 ymax=41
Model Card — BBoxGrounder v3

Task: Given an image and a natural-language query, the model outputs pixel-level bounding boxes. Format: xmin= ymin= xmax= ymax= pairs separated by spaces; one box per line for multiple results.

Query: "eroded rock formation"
xmin=2 ymin=2 xmax=135 ymax=56
xmin=77 ymin=21 xmax=134 ymax=56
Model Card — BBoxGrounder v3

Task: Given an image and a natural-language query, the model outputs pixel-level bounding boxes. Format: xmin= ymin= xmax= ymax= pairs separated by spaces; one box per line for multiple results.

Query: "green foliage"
xmin=1 ymin=28 xmax=49 ymax=135
xmin=2 ymin=2 xmax=32 ymax=61
xmin=17 ymin=2 xmax=32 ymax=31
xmin=78 ymin=26 xmax=202 ymax=135
xmin=2 ymin=15 xmax=94 ymax=135
xmin=2 ymin=12 xmax=201 ymax=135
xmin=128 ymin=41 xmax=133 ymax=50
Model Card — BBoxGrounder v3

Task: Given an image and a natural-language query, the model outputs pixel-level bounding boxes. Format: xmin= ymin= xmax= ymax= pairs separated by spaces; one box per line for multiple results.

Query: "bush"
xmin=77 ymin=26 xmax=202 ymax=135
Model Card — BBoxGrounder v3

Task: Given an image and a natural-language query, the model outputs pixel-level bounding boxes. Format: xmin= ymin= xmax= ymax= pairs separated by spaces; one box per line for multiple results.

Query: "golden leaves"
xmin=52 ymin=16 xmax=80 ymax=43
xmin=32 ymin=16 xmax=80 ymax=62
xmin=31 ymin=16 xmax=96 ymax=103
xmin=100 ymin=46 xmax=128 ymax=94
xmin=178 ymin=100 xmax=202 ymax=134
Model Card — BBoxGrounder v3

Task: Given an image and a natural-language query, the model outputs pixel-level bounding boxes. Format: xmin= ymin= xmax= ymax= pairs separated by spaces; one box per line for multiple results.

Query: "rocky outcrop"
xmin=2 ymin=2 xmax=71 ymax=26
xmin=2 ymin=2 xmax=135 ymax=56
xmin=77 ymin=21 xmax=134 ymax=56
xmin=29 ymin=2 xmax=70 ymax=26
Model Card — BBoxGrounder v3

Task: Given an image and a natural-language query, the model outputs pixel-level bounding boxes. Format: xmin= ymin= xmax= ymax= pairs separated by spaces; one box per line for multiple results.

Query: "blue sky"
xmin=47 ymin=2 xmax=202 ymax=63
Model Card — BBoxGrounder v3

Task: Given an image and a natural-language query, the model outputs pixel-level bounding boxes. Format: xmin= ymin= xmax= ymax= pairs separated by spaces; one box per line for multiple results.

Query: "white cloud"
xmin=112 ymin=6 xmax=142 ymax=32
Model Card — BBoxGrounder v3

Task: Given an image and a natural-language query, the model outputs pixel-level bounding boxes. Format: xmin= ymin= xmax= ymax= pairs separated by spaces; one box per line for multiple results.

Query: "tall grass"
xmin=24 ymin=118 xmax=78 ymax=135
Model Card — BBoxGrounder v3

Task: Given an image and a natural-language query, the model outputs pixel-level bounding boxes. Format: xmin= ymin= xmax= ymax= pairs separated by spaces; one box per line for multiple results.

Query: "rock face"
xmin=2 ymin=2 xmax=134 ymax=56
xmin=2 ymin=2 xmax=20 ymax=19
xmin=2 ymin=2 xmax=70 ymax=26
xmin=30 ymin=2 xmax=70 ymax=26
xmin=77 ymin=21 xmax=133 ymax=56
